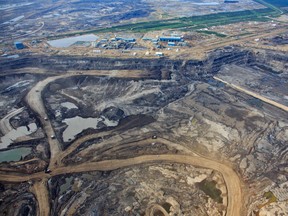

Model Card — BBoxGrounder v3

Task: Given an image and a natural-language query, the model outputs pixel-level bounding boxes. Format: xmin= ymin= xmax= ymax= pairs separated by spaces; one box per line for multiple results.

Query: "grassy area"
xmin=257 ymin=191 xmax=277 ymax=209
xmin=197 ymin=179 xmax=223 ymax=203
xmin=48 ymin=5 xmax=280 ymax=39
xmin=197 ymin=30 xmax=227 ymax=38
xmin=263 ymin=191 xmax=277 ymax=202
xmin=102 ymin=8 xmax=276 ymax=32
xmin=253 ymin=0 xmax=284 ymax=15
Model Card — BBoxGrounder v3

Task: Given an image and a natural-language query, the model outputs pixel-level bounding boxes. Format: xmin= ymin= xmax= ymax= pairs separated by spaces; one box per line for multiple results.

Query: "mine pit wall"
xmin=0 ymin=48 xmax=253 ymax=80
xmin=248 ymin=51 xmax=288 ymax=74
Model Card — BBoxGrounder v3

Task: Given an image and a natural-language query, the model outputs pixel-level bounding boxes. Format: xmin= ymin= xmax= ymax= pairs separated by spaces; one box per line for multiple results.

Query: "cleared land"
xmin=0 ymin=153 xmax=243 ymax=216
xmin=53 ymin=8 xmax=280 ymax=38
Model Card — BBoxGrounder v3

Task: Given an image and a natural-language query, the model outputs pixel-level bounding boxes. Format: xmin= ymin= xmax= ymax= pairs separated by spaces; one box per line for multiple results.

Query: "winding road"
xmin=0 ymin=107 xmax=25 ymax=134
xmin=0 ymin=153 xmax=242 ymax=216
xmin=214 ymin=76 xmax=288 ymax=112
xmin=146 ymin=204 xmax=170 ymax=216
xmin=0 ymin=69 xmax=244 ymax=216
xmin=24 ymin=69 xmax=153 ymax=169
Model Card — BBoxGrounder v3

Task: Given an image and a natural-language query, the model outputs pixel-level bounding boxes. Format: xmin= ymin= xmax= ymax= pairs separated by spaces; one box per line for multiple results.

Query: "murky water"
xmin=60 ymin=176 xmax=73 ymax=194
xmin=0 ymin=123 xmax=37 ymax=149
xmin=62 ymin=116 xmax=118 ymax=142
xmin=47 ymin=34 xmax=99 ymax=48
xmin=0 ymin=147 xmax=31 ymax=163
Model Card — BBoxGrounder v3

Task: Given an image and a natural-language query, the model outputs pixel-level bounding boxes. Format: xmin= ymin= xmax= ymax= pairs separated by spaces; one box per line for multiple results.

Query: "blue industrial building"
xmin=159 ymin=37 xmax=182 ymax=42
xmin=168 ymin=42 xmax=176 ymax=46
xmin=124 ymin=38 xmax=136 ymax=43
xmin=115 ymin=37 xmax=136 ymax=42
xmin=14 ymin=42 xmax=24 ymax=49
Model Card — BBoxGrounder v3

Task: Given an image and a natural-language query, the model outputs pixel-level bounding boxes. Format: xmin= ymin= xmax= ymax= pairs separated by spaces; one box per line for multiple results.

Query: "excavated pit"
xmin=0 ymin=47 xmax=288 ymax=215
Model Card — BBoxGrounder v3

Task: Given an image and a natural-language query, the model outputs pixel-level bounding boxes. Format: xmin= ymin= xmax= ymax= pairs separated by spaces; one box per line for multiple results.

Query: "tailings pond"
xmin=0 ymin=147 xmax=31 ymax=163
xmin=0 ymin=123 xmax=37 ymax=149
xmin=62 ymin=116 xmax=118 ymax=142
xmin=47 ymin=34 xmax=99 ymax=48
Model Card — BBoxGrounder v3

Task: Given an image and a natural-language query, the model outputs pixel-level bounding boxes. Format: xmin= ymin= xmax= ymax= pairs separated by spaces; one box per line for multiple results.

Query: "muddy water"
xmin=62 ymin=116 xmax=118 ymax=142
xmin=60 ymin=176 xmax=73 ymax=194
xmin=0 ymin=123 xmax=37 ymax=149
xmin=0 ymin=147 xmax=31 ymax=163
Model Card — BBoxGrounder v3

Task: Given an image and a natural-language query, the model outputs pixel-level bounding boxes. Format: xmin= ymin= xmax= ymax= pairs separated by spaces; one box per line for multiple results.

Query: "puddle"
xmin=62 ymin=116 xmax=118 ymax=142
xmin=0 ymin=123 xmax=37 ymax=149
xmin=61 ymin=102 xmax=78 ymax=109
xmin=4 ymin=80 xmax=33 ymax=92
xmin=0 ymin=147 xmax=31 ymax=163
xmin=60 ymin=176 xmax=73 ymax=194
xmin=47 ymin=34 xmax=99 ymax=48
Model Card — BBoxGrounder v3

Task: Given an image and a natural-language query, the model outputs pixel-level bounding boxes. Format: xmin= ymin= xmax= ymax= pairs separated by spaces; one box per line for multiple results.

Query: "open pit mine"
xmin=0 ymin=46 xmax=287 ymax=216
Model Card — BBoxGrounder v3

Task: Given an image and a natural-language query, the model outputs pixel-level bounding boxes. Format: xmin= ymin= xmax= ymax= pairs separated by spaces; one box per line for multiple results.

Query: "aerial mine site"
xmin=0 ymin=0 xmax=287 ymax=216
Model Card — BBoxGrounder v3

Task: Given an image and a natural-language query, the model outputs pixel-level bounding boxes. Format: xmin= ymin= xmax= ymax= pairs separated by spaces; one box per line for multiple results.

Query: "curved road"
xmin=1 ymin=70 xmax=243 ymax=216
xmin=14 ymin=22 xmax=45 ymax=40
xmin=25 ymin=69 xmax=153 ymax=168
xmin=25 ymin=76 xmax=63 ymax=168
xmin=146 ymin=204 xmax=170 ymax=216
xmin=0 ymin=154 xmax=242 ymax=216
xmin=0 ymin=107 xmax=25 ymax=134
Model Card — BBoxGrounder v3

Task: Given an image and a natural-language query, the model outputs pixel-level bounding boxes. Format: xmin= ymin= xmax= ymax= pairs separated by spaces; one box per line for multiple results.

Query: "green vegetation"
xmin=197 ymin=179 xmax=223 ymax=203
xmin=263 ymin=191 xmax=277 ymax=202
xmin=253 ymin=0 xmax=284 ymax=17
xmin=258 ymin=191 xmax=277 ymax=209
xmin=161 ymin=13 xmax=170 ymax=19
xmin=197 ymin=30 xmax=227 ymax=38
xmin=49 ymin=5 xmax=280 ymax=40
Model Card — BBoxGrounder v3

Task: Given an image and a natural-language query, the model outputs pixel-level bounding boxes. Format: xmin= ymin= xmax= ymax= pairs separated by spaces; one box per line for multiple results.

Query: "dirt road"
xmin=25 ymin=76 xmax=63 ymax=168
xmin=146 ymin=204 xmax=170 ymax=216
xmin=57 ymin=130 xmax=113 ymax=165
xmin=214 ymin=76 xmax=288 ymax=112
xmin=14 ymin=22 xmax=45 ymax=40
xmin=0 ymin=153 xmax=243 ymax=216
xmin=181 ymin=26 xmax=288 ymax=60
xmin=0 ymin=70 xmax=243 ymax=216
xmin=24 ymin=69 xmax=154 ymax=168
xmin=30 ymin=179 xmax=50 ymax=216
xmin=201 ymin=26 xmax=288 ymax=52
xmin=0 ymin=107 xmax=25 ymax=134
